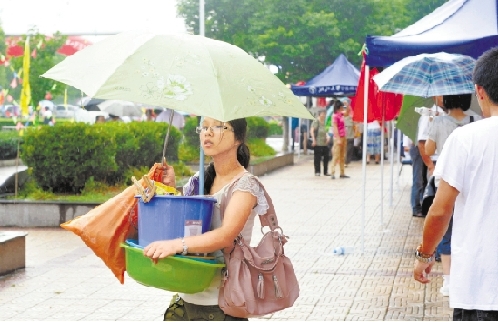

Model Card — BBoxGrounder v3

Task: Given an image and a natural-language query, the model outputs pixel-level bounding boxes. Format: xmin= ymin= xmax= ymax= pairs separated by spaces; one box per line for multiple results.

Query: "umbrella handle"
xmin=162 ymin=109 xmax=175 ymax=162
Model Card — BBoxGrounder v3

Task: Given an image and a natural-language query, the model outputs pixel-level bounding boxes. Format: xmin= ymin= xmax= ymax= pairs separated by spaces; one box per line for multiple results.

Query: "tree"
xmin=0 ymin=26 xmax=6 ymax=90
xmin=9 ymin=31 xmax=67 ymax=107
xmin=177 ymin=0 xmax=450 ymax=84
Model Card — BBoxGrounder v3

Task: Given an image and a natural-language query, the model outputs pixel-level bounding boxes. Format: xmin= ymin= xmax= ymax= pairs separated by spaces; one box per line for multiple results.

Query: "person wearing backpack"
xmin=144 ymin=117 xmax=298 ymax=320
xmin=423 ymin=94 xmax=481 ymax=297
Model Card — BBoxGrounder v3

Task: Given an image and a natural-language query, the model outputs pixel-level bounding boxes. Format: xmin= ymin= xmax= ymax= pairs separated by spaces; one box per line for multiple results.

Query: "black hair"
xmin=203 ymin=118 xmax=250 ymax=195
xmin=473 ymin=47 xmax=498 ymax=104
xmin=442 ymin=94 xmax=472 ymax=111
xmin=333 ymin=100 xmax=344 ymax=113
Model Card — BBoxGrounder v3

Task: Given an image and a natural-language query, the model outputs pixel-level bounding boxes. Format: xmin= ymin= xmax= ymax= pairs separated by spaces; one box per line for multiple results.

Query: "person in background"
xmin=95 ymin=115 xmax=106 ymax=123
xmin=330 ymin=100 xmax=349 ymax=179
xmin=414 ymin=47 xmax=498 ymax=320
xmin=424 ymin=93 xmax=481 ymax=297
xmin=342 ymin=100 xmax=355 ymax=165
xmin=145 ymin=117 xmax=269 ymax=321
xmin=403 ymin=135 xmax=424 ymax=218
xmin=366 ymin=120 xmax=382 ymax=164
xmin=43 ymin=106 xmax=52 ymax=125
xmin=310 ymin=110 xmax=330 ymax=176
xmin=417 ymin=97 xmax=444 ymax=187
xmin=107 ymin=114 xmax=123 ymax=122
xmin=145 ymin=109 xmax=156 ymax=121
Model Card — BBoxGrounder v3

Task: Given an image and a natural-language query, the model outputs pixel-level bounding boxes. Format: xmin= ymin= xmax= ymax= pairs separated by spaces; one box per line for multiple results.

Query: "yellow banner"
xmin=19 ymin=37 xmax=31 ymax=117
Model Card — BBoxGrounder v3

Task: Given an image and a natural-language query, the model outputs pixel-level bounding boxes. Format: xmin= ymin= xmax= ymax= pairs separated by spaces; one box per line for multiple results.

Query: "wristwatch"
xmin=415 ymin=245 xmax=435 ymax=263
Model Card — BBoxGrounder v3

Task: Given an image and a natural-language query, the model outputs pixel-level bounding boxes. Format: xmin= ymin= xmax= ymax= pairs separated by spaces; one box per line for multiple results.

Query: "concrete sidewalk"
xmin=0 ymin=157 xmax=451 ymax=321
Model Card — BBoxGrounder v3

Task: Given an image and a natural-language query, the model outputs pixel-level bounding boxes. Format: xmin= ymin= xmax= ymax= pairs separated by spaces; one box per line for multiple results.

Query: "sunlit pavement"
xmin=0 ymin=149 xmax=452 ymax=321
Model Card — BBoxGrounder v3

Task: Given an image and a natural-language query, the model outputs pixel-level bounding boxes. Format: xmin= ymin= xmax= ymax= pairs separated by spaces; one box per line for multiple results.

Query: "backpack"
xmin=218 ymin=173 xmax=299 ymax=318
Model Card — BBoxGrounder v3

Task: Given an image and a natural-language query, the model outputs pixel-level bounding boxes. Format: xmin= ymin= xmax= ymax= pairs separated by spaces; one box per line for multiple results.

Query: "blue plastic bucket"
xmin=136 ymin=195 xmax=217 ymax=247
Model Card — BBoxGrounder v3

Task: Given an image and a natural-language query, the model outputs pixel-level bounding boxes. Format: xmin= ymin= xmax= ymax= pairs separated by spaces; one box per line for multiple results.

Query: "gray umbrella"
xmin=97 ymin=100 xmax=142 ymax=117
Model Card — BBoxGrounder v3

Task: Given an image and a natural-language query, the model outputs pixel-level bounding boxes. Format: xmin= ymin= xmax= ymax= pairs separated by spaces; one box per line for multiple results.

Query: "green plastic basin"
xmin=122 ymin=243 xmax=225 ymax=294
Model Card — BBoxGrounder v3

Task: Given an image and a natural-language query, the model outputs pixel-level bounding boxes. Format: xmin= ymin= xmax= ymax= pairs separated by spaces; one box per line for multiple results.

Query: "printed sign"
xmin=184 ymin=220 xmax=202 ymax=237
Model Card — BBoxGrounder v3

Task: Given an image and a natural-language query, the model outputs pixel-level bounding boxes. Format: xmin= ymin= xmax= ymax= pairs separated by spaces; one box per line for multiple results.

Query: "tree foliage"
xmin=0 ymin=26 xmax=6 ymax=88
xmin=8 ymin=31 xmax=67 ymax=106
xmin=177 ymin=0 xmax=447 ymax=83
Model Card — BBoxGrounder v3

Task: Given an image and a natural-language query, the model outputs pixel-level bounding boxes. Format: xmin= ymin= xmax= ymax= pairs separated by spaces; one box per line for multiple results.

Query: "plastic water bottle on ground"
xmin=333 ymin=246 xmax=354 ymax=255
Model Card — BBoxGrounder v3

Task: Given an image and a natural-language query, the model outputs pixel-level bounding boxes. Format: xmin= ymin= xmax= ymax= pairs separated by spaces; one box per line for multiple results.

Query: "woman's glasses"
xmin=195 ymin=125 xmax=234 ymax=134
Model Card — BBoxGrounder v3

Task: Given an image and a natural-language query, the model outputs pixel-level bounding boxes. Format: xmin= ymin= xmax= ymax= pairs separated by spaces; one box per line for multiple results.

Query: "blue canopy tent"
xmin=366 ymin=0 xmax=498 ymax=67
xmin=357 ymin=0 xmax=498 ymax=253
xmin=291 ymin=54 xmax=360 ymax=97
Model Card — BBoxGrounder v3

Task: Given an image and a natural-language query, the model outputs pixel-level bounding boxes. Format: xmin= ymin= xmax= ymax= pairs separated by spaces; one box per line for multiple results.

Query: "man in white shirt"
xmin=413 ymin=47 xmax=498 ymax=320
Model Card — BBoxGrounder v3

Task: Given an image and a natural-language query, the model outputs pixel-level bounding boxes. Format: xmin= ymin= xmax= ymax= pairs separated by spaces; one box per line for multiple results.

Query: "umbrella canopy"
xmin=156 ymin=109 xmax=186 ymax=129
xmin=97 ymin=100 xmax=143 ymax=117
xmin=38 ymin=99 xmax=55 ymax=110
xmin=373 ymin=52 xmax=476 ymax=97
xmin=41 ymin=31 xmax=313 ymax=122
xmin=397 ymin=95 xmax=483 ymax=142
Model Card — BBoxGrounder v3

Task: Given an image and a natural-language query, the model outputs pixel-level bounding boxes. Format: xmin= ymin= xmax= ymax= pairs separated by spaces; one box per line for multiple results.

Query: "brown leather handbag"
xmin=218 ymin=176 xmax=299 ymax=318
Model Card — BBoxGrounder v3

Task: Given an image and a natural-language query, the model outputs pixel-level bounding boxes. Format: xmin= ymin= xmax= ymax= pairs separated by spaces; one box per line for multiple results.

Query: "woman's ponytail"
xmin=237 ymin=143 xmax=251 ymax=169
xmin=203 ymin=162 xmax=216 ymax=195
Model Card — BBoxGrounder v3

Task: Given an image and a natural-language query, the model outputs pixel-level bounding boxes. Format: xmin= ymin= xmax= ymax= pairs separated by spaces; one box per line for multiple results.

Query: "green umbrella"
xmin=397 ymin=96 xmax=433 ymax=142
xmin=41 ymin=31 xmax=313 ymax=122
xmin=397 ymin=95 xmax=483 ymax=142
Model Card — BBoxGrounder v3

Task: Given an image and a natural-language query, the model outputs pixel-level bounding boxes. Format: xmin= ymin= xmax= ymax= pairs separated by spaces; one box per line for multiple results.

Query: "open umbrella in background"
xmin=97 ymin=100 xmax=143 ymax=117
xmin=373 ymin=52 xmax=476 ymax=97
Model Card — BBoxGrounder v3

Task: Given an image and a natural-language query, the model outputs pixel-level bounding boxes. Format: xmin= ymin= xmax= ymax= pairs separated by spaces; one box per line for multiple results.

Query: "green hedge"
xmin=246 ymin=116 xmax=270 ymax=139
xmin=21 ymin=122 xmax=181 ymax=192
xmin=0 ymin=131 xmax=21 ymax=160
xmin=268 ymin=120 xmax=283 ymax=136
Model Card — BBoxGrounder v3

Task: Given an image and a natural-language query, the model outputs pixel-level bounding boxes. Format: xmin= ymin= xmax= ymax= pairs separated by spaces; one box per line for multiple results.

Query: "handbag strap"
xmin=220 ymin=172 xmax=280 ymax=232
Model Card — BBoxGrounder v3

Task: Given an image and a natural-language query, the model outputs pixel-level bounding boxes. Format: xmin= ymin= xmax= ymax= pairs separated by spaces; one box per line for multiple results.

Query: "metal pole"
xmin=198 ymin=0 xmax=205 ymax=194
xmin=389 ymin=121 xmax=395 ymax=207
xmin=380 ymin=104 xmax=385 ymax=228
xmin=396 ymin=127 xmax=401 ymax=189
xmin=361 ymin=65 xmax=369 ymax=254
xmin=199 ymin=0 xmax=205 ymax=37
xmin=199 ymin=116 xmax=205 ymax=195
xmin=297 ymin=118 xmax=301 ymax=158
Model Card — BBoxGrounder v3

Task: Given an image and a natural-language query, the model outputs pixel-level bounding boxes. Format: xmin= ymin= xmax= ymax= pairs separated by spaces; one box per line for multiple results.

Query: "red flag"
xmin=351 ymin=56 xmax=402 ymax=123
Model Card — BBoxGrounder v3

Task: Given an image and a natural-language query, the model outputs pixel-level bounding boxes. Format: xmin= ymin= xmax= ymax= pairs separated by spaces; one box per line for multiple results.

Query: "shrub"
xmin=179 ymin=116 xmax=201 ymax=163
xmin=247 ymin=138 xmax=276 ymax=157
xmin=100 ymin=122 xmax=181 ymax=183
xmin=22 ymin=123 xmax=118 ymax=192
xmin=0 ymin=131 xmax=21 ymax=160
xmin=21 ymin=122 xmax=181 ymax=192
xmin=268 ymin=120 xmax=283 ymax=136
xmin=246 ymin=116 xmax=269 ymax=139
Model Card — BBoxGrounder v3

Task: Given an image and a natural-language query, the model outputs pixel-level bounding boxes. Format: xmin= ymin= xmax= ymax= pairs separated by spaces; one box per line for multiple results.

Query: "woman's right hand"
xmin=154 ymin=160 xmax=176 ymax=188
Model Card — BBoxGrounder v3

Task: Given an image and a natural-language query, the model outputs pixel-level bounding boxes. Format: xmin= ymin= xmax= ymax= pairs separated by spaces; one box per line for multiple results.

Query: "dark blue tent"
xmin=291 ymin=54 xmax=360 ymax=97
xmin=366 ymin=0 xmax=498 ymax=67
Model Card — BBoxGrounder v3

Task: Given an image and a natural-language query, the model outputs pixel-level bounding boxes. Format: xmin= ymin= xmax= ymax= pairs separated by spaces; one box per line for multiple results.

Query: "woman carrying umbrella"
xmin=144 ymin=117 xmax=270 ymax=321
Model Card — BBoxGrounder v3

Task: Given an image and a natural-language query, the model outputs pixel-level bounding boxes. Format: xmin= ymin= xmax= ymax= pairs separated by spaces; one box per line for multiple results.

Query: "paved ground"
xmin=0 ymin=153 xmax=452 ymax=321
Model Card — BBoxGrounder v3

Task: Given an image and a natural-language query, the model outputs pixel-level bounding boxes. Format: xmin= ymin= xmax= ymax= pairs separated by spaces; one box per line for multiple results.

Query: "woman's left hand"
xmin=143 ymin=240 xmax=180 ymax=261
